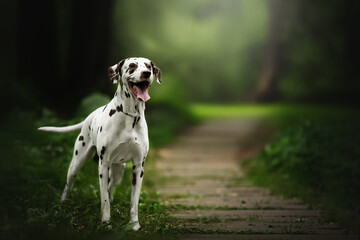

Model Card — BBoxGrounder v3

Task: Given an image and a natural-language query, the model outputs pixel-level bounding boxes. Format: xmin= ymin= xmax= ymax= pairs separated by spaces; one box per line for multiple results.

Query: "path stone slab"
xmin=177 ymin=234 xmax=357 ymax=240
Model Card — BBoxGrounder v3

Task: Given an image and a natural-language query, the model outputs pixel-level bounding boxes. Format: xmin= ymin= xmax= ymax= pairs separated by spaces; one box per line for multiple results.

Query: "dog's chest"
xmin=90 ymin=107 xmax=148 ymax=163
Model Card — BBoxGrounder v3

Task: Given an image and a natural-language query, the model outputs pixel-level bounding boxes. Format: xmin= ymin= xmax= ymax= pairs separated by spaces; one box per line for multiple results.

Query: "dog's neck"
xmin=113 ymin=81 xmax=145 ymax=117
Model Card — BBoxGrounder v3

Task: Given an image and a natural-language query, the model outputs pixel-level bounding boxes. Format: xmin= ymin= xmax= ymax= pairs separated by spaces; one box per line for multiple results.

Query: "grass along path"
xmin=153 ymin=117 xmax=356 ymax=239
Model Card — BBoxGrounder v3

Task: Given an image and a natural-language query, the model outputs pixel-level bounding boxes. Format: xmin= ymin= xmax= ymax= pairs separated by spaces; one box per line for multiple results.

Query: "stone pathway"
xmin=155 ymin=118 xmax=356 ymax=240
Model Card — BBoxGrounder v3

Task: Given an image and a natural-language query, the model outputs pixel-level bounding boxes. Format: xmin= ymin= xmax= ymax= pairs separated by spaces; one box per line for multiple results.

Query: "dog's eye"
xmin=145 ymin=63 xmax=151 ymax=70
xmin=129 ymin=63 xmax=137 ymax=68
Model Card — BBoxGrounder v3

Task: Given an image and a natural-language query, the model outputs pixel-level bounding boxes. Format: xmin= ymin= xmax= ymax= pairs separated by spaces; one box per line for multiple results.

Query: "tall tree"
xmin=16 ymin=0 xmax=114 ymax=116
xmin=254 ymin=0 xmax=283 ymax=102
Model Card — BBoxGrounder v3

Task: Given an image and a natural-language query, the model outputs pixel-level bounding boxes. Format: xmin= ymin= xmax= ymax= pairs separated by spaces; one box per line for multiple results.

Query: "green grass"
xmin=190 ymin=103 xmax=355 ymax=122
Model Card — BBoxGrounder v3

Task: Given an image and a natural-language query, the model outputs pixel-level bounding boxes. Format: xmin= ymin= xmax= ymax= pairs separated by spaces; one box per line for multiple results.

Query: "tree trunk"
xmin=254 ymin=0 xmax=282 ymax=102
xmin=17 ymin=0 xmax=113 ymax=116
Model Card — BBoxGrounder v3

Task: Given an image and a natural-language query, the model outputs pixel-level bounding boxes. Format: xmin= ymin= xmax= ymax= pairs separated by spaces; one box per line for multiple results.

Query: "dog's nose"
xmin=141 ymin=71 xmax=151 ymax=79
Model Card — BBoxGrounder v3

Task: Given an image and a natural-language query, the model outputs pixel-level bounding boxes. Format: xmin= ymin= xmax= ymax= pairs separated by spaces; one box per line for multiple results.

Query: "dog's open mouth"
xmin=128 ymin=80 xmax=151 ymax=102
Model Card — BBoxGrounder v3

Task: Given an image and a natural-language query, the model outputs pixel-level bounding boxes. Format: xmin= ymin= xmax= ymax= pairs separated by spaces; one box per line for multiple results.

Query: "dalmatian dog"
xmin=38 ymin=57 xmax=161 ymax=231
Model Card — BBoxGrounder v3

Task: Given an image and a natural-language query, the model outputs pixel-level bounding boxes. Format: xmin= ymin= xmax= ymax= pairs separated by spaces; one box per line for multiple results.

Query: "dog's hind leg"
xmin=108 ymin=163 xmax=126 ymax=202
xmin=61 ymin=134 xmax=95 ymax=201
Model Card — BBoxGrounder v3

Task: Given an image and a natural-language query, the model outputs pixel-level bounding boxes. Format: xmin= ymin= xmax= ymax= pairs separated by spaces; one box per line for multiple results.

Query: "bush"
xmin=244 ymin=116 xmax=360 ymax=229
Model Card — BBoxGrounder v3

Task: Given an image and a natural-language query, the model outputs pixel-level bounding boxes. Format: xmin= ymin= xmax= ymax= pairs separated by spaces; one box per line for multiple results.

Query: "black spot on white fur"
xmin=116 ymin=105 xmax=123 ymax=112
xmin=101 ymin=146 xmax=106 ymax=155
xmin=132 ymin=117 xmax=137 ymax=128
xmin=79 ymin=136 xmax=84 ymax=141
xmin=132 ymin=116 xmax=140 ymax=128
xmin=132 ymin=173 xmax=136 ymax=186
xmin=99 ymin=174 xmax=102 ymax=178
xmin=109 ymin=109 xmax=116 ymax=117
xmin=94 ymin=153 xmax=99 ymax=162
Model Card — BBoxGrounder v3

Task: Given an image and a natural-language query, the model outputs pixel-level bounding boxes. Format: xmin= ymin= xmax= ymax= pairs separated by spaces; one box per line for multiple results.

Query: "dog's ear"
xmin=151 ymin=61 xmax=162 ymax=84
xmin=108 ymin=59 xmax=125 ymax=84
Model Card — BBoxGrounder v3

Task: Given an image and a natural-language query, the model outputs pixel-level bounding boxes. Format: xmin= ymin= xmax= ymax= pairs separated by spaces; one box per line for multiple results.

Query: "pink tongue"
xmin=133 ymin=85 xmax=150 ymax=102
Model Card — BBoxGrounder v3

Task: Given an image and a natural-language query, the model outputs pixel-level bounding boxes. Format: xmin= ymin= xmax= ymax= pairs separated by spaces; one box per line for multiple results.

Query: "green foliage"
xmin=113 ymin=0 xmax=268 ymax=102
xmin=243 ymin=116 xmax=360 ymax=229
xmin=76 ymin=93 xmax=111 ymax=118
xmin=276 ymin=1 xmax=358 ymax=103
xmin=147 ymin=101 xmax=197 ymax=148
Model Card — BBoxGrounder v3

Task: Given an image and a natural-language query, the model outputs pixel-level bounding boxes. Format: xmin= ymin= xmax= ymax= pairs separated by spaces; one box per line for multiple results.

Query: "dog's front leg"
xmin=129 ymin=159 xmax=145 ymax=231
xmin=99 ymin=163 xmax=111 ymax=224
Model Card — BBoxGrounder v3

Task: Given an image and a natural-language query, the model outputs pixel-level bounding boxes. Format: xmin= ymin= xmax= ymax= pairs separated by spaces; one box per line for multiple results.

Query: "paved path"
xmin=155 ymin=118 xmax=356 ymax=240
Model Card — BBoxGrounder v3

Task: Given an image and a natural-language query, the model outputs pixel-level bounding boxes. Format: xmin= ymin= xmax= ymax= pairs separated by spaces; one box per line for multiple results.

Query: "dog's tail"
xmin=38 ymin=122 xmax=83 ymax=133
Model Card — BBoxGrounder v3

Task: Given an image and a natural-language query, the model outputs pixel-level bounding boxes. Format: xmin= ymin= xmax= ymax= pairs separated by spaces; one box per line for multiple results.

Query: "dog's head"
xmin=108 ymin=57 xmax=161 ymax=102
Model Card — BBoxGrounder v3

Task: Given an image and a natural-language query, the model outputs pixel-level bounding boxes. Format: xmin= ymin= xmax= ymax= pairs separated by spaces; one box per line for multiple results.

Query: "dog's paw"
xmin=126 ymin=221 xmax=140 ymax=231
xmin=123 ymin=221 xmax=140 ymax=231
xmin=132 ymin=222 xmax=141 ymax=231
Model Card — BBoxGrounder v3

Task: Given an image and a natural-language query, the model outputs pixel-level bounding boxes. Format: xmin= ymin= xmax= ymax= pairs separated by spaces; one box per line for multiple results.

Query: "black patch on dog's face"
xmin=127 ymin=62 xmax=138 ymax=75
xmin=75 ymin=150 xmax=78 ymax=155
xmin=82 ymin=142 xmax=85 ymax=147
xmin=99 ymin=174 xmax=103 ymax=178
xmin=109 ymin=109 xmax=116 ymax=117
xmin=140 ymin=171 xmax=144 ymax=178
xmin=145 ymin=63 xmax=151 ymax=70
xmin=79 ymin=136 xmax=84 ymax=141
